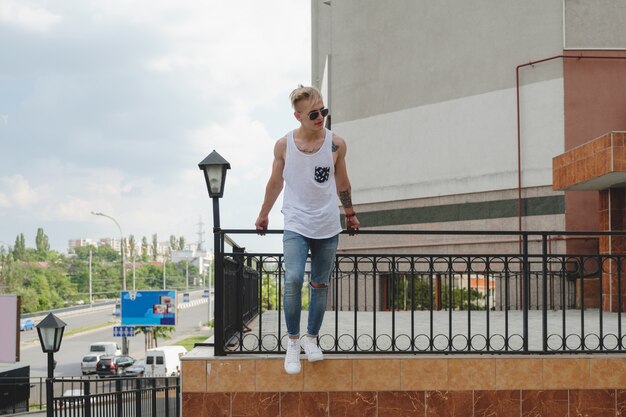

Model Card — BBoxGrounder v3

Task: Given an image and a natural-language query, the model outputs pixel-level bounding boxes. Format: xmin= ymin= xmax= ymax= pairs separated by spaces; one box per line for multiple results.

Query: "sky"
xmin=0 ymin=0 xmax=311 ymax=254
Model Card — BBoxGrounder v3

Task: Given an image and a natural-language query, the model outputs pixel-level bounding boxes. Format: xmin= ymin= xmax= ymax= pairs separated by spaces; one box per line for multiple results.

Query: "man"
xmin=255 ymin=85 xmax=360 ymax=374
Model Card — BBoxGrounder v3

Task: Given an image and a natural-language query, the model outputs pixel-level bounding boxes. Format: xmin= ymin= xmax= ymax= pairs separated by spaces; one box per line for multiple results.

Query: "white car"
xmin=80 ymin=354 xmax=102 ymax=375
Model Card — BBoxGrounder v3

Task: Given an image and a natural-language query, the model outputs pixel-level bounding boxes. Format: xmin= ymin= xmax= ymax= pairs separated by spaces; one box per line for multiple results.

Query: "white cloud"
xmin=0 ymin=175 xmax=41 ymax=208
xmin=0 ymin=0 xmax=62 ymax=32
xmin=0 ymin=0 xmax=309 ymax=253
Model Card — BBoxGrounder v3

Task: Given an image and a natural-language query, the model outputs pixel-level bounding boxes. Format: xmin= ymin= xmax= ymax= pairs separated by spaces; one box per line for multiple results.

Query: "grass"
xmin=64 ymin=321 xmax=117 ymax=337
xmin=174 ymin=336 xmax=210 ymax=351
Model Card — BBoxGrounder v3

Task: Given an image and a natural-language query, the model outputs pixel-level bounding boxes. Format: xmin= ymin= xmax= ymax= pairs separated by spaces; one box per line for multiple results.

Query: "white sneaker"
xmin=301 ymin=335 xmax=324 ymax=362
xmin=284 ymin=338 xmax=301 ymax=374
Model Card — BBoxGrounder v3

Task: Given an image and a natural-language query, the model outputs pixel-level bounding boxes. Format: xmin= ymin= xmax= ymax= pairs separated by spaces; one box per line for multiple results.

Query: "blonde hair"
xmin=289 ymin=85 xmax=323 ymax=110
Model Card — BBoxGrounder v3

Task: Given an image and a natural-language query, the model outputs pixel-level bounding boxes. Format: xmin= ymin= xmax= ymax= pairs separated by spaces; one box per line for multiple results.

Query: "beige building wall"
xmin=311 ymin=0 xmax=626 ymax=255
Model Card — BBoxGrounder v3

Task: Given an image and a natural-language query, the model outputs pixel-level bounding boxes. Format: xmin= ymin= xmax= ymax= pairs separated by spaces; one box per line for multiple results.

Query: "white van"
xmin=88 ymin=342 xmax=121 ymax=357
xmin=144 ymin=346 xmax=187 ymax=377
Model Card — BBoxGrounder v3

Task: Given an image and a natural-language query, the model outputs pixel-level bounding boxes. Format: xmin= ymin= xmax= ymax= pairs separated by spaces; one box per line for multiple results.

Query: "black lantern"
xmin=198 ymin=150 xmax=230 ymax=356
xmin=198 ymin=150 xmax=231 ymax=198
xmin=36 ymin=313 xmax=66 ymax=354
xmin=37 ymin=311 xmax=66 ymax=403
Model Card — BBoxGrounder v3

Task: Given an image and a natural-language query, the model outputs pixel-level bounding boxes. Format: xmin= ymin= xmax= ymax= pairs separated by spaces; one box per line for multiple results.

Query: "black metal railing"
xmin=211 ymin=229 xmax=626 ymax=355
xmin=0 ymin=376 xmax=180 ymax=417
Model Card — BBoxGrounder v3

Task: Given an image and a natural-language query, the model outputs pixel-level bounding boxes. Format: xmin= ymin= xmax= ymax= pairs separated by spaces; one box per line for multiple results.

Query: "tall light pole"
xmin=91 ymin=211 xmax=127 ymax=291
xmin=163 ymin=257 xmax=166 ymax=289
xmin=91 ymin=211 xmax=128 ymax=354
xmin=132 ymin=254 xmax=136 ymax=291
xmin=88 ymin=248 xmax=93 ymax=307
xmin=198 ymin=150 xmax=230 ymax=357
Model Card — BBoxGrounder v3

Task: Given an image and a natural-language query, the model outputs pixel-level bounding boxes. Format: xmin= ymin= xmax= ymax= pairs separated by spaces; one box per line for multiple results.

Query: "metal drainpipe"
xmin=515 ymin=53 xmax=626 ymax=251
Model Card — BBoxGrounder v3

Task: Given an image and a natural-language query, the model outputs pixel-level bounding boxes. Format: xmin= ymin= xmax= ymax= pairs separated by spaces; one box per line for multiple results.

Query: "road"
xmin=17 ymin=290 xmax=212 ymax=377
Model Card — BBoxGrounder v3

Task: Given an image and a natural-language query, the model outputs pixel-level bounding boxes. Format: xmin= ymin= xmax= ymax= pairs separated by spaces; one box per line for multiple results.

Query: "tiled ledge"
xmin=553 ymin=131 xmax=626 ymax=190
xmin=182 ymin=389 xmax=624 ymax=417
xmin=181 ymin=349 xmax=626 ymax=393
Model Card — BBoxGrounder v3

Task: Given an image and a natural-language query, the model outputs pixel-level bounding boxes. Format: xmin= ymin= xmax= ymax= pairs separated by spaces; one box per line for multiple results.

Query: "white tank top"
xmin=282 ymin=128 xmax=342 ymax=239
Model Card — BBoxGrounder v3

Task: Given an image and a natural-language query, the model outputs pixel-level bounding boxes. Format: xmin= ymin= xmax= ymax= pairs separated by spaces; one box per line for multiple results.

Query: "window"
xmin=146 ymin=357 xmax=154 ymax=365
xmin=156 ymin=357 xmax=164 ymax=365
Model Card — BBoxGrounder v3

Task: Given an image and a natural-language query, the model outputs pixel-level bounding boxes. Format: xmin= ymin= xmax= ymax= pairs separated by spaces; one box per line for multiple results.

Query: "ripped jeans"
xmin=283 ymin=230 xmax=339 ymax=337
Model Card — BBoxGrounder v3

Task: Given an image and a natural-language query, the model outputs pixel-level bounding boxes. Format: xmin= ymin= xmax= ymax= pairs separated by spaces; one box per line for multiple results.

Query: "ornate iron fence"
xmin=210 ymin=229 xmax=626 ymax=356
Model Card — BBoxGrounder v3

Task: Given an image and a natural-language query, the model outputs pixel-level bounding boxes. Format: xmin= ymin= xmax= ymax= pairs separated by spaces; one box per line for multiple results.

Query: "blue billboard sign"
xmin=120 ymin=290 xmax=177 ymax=326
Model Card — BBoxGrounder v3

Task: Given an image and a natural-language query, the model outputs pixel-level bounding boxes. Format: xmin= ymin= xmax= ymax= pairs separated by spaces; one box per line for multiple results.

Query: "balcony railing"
xmin=0 ymin=376 xmax=179 ymax=416
xmin=209 ymin=229 xmax=626 ymax=356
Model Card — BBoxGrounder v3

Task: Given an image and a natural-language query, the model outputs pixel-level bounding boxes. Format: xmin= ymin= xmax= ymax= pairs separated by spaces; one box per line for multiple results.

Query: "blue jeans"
xmin=283 ymin=230 xmax=339 ymax=337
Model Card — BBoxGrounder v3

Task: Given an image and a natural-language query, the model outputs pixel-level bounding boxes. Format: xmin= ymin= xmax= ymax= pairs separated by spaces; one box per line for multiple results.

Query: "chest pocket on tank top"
xmin=314 ymin=166 xmax=330 ymax=183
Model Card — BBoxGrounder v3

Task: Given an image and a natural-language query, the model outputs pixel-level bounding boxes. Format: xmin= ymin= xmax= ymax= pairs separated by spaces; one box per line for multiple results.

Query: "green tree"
xmin=141 ymin=236 xmax=149 ymax=262
xmin=178 ymin=236 xmax=185 ymax=251
xmin=151 ymin=234 xmax=158 ymax=261
xmin=169 ymin=235 xmax=177 ymax=251
xmin=0 ymin=250 xmax=19 ymax=291
xmin=441 ymin=286 xmax=485 ymax=310
xmin=128 ymin=234 xmax=136 ymax=258
xmin=35 ymin=227 xmax=50 ymax=259
xmin=13 ymin=262 xmax=77 ymax=312
xmin=135 ymin=326 xmax=174 ymax=350
xmin=69 ymin=246 xmax=121 ymax=299
xmin=261 ymin=274 xmax=279 ymax=310
xmin=13 ymin=233 xmax=26 ymax=260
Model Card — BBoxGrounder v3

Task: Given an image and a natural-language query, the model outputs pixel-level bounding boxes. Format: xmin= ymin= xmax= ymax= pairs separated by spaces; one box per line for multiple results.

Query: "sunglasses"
xmin=307 ymin=107 xmax=329 ymax=120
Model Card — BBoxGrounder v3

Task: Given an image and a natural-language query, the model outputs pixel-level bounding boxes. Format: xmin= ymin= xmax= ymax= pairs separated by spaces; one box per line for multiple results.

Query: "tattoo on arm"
xmin=339 ymin=190 xmax=353 ymax=208
xmin=332 ymin=142 xmax=338 ymax=152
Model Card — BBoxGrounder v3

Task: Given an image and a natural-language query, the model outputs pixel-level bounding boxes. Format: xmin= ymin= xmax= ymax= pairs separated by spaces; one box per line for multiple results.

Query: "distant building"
xmin=67 ymin=238 xmax=97 ymax=254
xmin=68 ymin=237 xmax=167 ymax=258
xmin=171 ymin=248 xmax=214 ymax=276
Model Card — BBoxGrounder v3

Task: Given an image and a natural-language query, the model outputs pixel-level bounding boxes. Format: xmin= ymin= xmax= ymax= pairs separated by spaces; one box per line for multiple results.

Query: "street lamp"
xmin=36 ymin=313 xmax=66 ymax=417
xmin=198 ymin=150 xmax=230 ymax=356
xmin=91 ymin=211 xmax=127 ymax=291
xmin=199 ymin=150 xmax=230 ymax=199
xmin=91 ymin=211 xmax=128 ymax=354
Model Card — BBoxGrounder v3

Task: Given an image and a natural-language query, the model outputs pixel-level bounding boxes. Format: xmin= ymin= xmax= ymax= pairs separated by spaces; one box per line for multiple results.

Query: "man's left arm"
xmin=333 ymin=135 xmax=360 ymax=231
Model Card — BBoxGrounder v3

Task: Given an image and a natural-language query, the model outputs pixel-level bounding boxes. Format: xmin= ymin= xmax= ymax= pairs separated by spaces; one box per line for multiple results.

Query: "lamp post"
xmin=91 ymin=211 xmax=128 ymax=354
xmin=36 ymin=313 xmax=66 ymax=417
xmin=198 ymin=150 xmax=230 ymax=356
xmin=91 ymin=211 xmax=127 ymax=291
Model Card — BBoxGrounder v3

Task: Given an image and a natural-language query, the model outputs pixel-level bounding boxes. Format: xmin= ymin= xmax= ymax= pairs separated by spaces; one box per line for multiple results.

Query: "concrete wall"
xmin=311 ymin=0 xmax=565 ymax=210
xmin=311 ymin=1 xmax=626 ymax=255
xmin=565 ymin=0 xmax=626 ymax=49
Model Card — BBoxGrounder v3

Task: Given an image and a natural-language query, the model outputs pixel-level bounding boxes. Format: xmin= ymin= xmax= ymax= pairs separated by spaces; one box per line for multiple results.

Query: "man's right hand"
xmin=255 ymin=215 xmax=269 ymax=235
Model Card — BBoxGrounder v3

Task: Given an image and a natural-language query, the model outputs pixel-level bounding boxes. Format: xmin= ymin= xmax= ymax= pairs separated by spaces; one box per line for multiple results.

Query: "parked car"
xmin=202 ymin=289 xmax=210 ymax=298
xmin=88 ymin=342 xmax=121 ymax=356
xmin=80 ymin=354 xmax=102 ymax=375
xmin=96 ymin=355 xmax=135 ymax=378
xmin=59 ymin=389 xmax=89 ymax=409
xmin=183 ymin=292 xmax=190 ymax=303
xmin=62 ymin=388 xmax=84 ymax=397
xmin=20 ymin=319 xmax=34 ymax=331
xmin=123 ymin=359 xmax=146 ymax=377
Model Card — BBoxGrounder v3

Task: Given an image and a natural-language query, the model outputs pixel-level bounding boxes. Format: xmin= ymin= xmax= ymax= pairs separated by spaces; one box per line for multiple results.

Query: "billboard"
xmin=120 ymin=290 xmax=177 ymax=326
xmin=0 ymin=295 xmax=19 ymax=363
